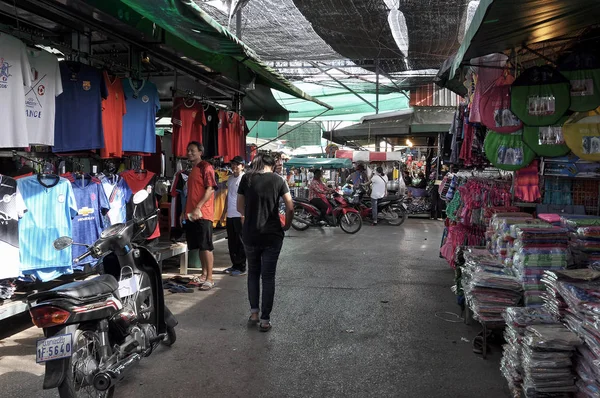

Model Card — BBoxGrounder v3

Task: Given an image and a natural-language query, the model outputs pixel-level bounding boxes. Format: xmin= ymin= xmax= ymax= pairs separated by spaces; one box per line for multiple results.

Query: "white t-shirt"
xmin=25 ymin=49 xmax=63 ymax=145
xmin=0 ymin=34 xmax=32 ymax=148
xmin=371 ymin=174 xmax=388 ymax=199
xmin=226 ymin=172 xmax=244 ymax=218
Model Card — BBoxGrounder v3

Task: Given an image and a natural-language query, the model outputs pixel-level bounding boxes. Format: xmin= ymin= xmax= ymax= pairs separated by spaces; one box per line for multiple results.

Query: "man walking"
xmin=221 ymin=156 xmax=246 ymax=276
xmin=183 ymin=141 xmax=217 ymax=290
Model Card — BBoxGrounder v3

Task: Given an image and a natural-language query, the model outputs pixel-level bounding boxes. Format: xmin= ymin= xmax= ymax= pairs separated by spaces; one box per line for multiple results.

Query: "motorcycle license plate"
xmin=36 ymin=333 xmax=72 ymax=363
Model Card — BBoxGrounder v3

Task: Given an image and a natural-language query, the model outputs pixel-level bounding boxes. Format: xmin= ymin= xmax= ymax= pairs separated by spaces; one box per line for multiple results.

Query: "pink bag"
xmin=479 ymin=74 xmax=523 ymax=133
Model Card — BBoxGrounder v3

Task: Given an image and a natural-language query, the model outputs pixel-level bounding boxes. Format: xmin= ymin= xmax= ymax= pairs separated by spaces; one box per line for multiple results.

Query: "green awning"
xmin=445 ymin=0 xmax=600 ymax=93
xmin=89 ymin=0 xmax=331 ymax=110
xmin=285 ymin=157 xmax=352 ymax=169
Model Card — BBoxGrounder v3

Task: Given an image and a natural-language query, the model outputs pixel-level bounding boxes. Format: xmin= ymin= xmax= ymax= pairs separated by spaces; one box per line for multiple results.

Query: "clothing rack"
xmin=170 ymin=88 xmax=229 ymax=110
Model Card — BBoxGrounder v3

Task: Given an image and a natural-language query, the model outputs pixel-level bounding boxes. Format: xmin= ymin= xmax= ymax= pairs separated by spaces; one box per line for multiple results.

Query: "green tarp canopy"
xmin=440 ymin=0 xmax=600 ymax=95
xmin=284 ymin=157 xmax=352 ymax=169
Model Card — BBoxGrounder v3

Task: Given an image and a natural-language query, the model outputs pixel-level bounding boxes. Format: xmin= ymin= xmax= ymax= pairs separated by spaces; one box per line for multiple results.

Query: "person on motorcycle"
xmin=369 ymin=166 xmax=388 ymax=226
xmin=309 ymin=169 xmax=335 ymax=223
xmin=346 ymin=164 xmax=367 ymax=186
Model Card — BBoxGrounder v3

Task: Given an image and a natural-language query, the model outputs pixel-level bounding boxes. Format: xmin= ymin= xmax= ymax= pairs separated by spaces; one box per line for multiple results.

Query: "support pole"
xmin=236 ymin=8 xmax=242 ymax=39
xmin=375 ymin=58 xmax=380 ymax=114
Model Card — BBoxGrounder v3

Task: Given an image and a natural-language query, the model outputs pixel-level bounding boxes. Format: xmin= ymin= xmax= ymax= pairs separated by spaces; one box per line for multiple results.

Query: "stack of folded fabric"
xmin=501 ymin=307 xmax=556 ymax=397
xmin=521 ymin=324 xmax=581 ymax=397
xmin=537 ymin=213 xmax=562 ymax=226
xmin=462 ymin=250 xmax=522 ymax=325
xmin=488 ymin=213 xmax=534 ymax=259
xmin=541 ymin=269 xmax=600 ymax=397
xmin=561 ymin=216 xmax=600 ymax=267
xmin=512 ymin=227 xmax=570 ymax=307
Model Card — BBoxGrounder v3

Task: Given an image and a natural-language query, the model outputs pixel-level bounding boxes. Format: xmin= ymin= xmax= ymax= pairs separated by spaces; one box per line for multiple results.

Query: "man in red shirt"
xmin=182 ymin=141 xmax=218 ymax=290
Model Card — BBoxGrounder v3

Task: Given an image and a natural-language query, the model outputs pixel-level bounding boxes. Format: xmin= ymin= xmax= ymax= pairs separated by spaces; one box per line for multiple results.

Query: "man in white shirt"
xmin=370 ymin=166 xmax=388 ymax=226
xmin=221 ymin=156 xmax=247 ymax=276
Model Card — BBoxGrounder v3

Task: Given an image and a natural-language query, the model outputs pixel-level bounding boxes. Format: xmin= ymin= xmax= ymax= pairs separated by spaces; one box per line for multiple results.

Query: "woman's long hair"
xmin=246 ymin=153 xmax=275 ymax=186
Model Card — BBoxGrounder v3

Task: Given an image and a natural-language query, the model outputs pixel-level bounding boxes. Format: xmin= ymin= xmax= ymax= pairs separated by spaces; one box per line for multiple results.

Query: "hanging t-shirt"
xmin=99 ymin=174 xmax=132 ymax=225
xmin=0 ymin=33 xmax=33 ymax=148
xmin=121 ymin=170 xmax=160 ymax=240
xmin=71 ymin=178 xmax=109 ymax=265
xmin=172 ymin=97 xmax=207 ymax=157
xmin=218 ymin=110 xmax=230 ymax=161
xmin=17 ymin=175 xmax=78 ymax=282
xmin=100 ymin=72 xmax=127 ymax=159
xmin=25 ymin=49 xmax=63 ymax=145
xmin=226 ymin=172 xmax=244 ymax=218
xmin=122 ymin=78 xmax=160 ymax=153
xmin=54 ymin=62 xmax=108 ymax=152
xmin=0 ymin=175 xmax=27 ymax=280
xmin=203 ymin=106 xmax=219 ymax=158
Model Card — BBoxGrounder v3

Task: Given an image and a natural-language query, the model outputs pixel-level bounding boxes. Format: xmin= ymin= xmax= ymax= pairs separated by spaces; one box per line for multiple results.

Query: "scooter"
xmin=27 ymin=190 xmax=178 ymax=398
xmin=291 ymin=191 xmax=362 ymax=234
xmin=349 ymin=184 xmax=408 ymax=226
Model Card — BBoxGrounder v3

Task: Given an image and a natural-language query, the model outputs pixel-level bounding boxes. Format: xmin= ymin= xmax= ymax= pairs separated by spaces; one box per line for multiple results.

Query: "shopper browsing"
xmin=220 ymin=156 xmax=247 ymax=277
xmin=237 ymin=154 xmax=294 ymax=332
xmin=369 ymin=167 xmax=388 ymax=226
xmin=182 ymin=141 xmax=218 ymax=291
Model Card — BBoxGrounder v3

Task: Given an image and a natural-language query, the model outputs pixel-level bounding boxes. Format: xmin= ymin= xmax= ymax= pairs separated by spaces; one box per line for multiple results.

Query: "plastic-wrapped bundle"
xmin=575 ymin=345 xmax=600 ymax=398
xmin=575 ymin=227 xmax=600 ymax=239
xmin=464 ymin=271 xmax=522 ymax=323
xmin=561 ymin=215 xmax=600 ymax=231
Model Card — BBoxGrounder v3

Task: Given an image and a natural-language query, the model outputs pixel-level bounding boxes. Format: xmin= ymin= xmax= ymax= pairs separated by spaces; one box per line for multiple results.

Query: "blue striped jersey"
xmin=17 ymin=175 xmax=77 ymax=281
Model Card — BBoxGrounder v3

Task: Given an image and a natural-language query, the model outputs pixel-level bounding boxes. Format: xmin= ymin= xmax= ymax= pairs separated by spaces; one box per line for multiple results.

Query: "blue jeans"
xmin=245 ymin=239 xmax=284 ymax=321
xmin=371 ymin=198 xmax=379 ymax=223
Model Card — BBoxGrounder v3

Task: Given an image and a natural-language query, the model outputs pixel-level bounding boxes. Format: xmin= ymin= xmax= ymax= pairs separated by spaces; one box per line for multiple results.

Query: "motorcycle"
xmin=291 ymin=191 xmax=362 ymax=234
xmin=27 ymin=190 xmax=178 ymax=398
xmin=345 ymin=184 xmax=408 ymax=226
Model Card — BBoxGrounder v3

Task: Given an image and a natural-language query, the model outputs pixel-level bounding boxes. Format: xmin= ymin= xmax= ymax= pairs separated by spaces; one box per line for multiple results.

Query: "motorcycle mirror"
xmin=132 ymin=190 xmax=149 ymax=205
xmin=53 ymin=236 xmax=73 ymax=251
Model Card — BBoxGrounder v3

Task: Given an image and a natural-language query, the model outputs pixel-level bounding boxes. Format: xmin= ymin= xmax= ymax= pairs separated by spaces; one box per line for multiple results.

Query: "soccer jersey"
xmin=17 ymin=175 xmax=77 ymax=282
xmin=122 ymin=78 xmax=160 ymax=153
xmin=185 ymin=161 xmax=217 ymax=221
xmin=0 ymin=175 xmax=27 ymax=279
xmin=121 ymin=170 xmax=160 ymax=240
xmin=71 ymin=178 xmax=109 ymax=265
xmin=25 ymin=49 xmax=63 ymax=145
xmin=54 ymin=61 xmax=108 ymax=152
xmin=100 ymin=72 xmax=127 ymax=159
xmin=99 ymin=174 xmax=131 ymax=225
xmin=172 ymin=97 xmax=206 ymax=157
xmin=0 ymin=33 xmax=33 ymax=148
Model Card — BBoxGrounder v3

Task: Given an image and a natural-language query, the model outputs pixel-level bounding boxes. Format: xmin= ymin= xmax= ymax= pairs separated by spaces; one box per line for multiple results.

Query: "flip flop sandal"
xmin=198 ymin=275 xmax=207 ymax=284
xmin=169 ymin=284 xmax=194 ymax=293
xmin=186 ymin=276 xmax=203 ymax=288
xmin=199 ymin=281 xmax=215 ymax=291
xmin=247 ymin=316 xmax=259 ymax=327
xmin=259 ymin=322 xmax=272 ymax=332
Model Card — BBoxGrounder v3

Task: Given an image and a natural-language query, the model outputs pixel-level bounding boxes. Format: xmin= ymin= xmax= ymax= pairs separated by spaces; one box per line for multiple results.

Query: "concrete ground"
xmin=0 ymin=219 xmax=510 ymax=398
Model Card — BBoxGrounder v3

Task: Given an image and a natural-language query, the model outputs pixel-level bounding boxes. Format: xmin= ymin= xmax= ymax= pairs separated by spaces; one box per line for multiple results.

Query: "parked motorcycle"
xmin=346 ymin=184 xmax=408 ymax=226
xmin=27 ymin=190 xmax=177 ymax=398
xmin=291 ymin=192 xmax=362 ymax=234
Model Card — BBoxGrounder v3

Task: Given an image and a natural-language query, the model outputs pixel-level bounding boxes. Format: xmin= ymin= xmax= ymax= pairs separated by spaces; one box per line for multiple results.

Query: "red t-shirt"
xmin=172 ymin=98 xmax=207 ymax=158
xmin=100 ymin=72 xmax=127 ymax=159
xmin=185 ymin=161 xmax=217 ymax=221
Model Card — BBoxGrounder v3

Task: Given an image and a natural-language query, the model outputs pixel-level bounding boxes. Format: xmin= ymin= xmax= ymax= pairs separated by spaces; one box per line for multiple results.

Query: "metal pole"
xmin=236 ymin=9 xmax=242 ymax=39
xmin=375 ymin=58 xmax=380 ymax=114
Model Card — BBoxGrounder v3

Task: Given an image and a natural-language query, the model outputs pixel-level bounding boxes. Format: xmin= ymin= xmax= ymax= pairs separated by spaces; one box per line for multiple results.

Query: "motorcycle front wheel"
xmin=339 ymin=212 xmax=362 ymax=234
xmin=291 ymin=205 xmax=311 ymax=231
xmin=58 ymin=326 xmax=114 ymax=398
xmin=387 ymin=207 xmax=408 ymax=226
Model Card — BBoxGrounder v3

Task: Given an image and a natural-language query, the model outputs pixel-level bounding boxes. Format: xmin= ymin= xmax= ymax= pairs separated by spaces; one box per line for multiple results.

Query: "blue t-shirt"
xmin=17 ymin=175 xmax=78 ymax=282
xmin=71 ymin=178 xmax=110 ymax=266
xmin=99 ymin=174 xmax=131 ymax=225
xmin=122 ymin=78 xmax=160 ymax=153
xmin=54 ymin=62 xmax=108 ymax=152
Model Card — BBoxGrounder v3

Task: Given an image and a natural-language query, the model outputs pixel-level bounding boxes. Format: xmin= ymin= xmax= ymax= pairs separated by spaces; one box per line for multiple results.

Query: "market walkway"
xmin=0 ymin=219 xmax=509 ymax=398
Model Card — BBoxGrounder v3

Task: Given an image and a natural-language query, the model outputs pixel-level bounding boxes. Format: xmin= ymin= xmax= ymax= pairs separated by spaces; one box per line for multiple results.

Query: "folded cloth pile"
xmin=561 ymin=216 xmax=600 ymax=267
xmin=487 ymin=213 xmax=534 ymax=260
xmin=538 ymin=213 xmax=562 ymax=226
xmin=462 ymin=250 xmax=522 ymax=324
xmin=541 ymin=269 xmax=600 ymax=397
xmin=521 ymin=324 xmax=581 ymax=397
xmin=512 ymin=227 xmax=570 ymax=307
xmin=501 ymin=307 xmax=556 ymax=397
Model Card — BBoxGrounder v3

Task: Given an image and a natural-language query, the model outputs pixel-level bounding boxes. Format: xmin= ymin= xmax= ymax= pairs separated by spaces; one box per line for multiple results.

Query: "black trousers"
xmin=310 ymin=198 xmax=330 ymax=219
xmin=226 ymin=217 xmax=246 ymax=271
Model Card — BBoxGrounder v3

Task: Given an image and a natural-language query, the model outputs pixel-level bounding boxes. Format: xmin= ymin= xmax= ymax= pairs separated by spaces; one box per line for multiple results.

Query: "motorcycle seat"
xmin=381 ymin=195 xmax=400 ymax=202
xmin=29 ymin=274 xmax=119 ymax=302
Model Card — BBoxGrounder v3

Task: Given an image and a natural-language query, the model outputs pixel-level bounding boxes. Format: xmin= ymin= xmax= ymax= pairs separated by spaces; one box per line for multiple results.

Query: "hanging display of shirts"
xmin=99 ymin=173 xmax=132 ymax=225
xmin=122 ymin=78 xmax=160 ymax=153
xmin=54 ymin=61 xmax=108 ymax=152
xmin=0 ymin=175 xmax=27 ymax=280
xmin=25 ymin=49 xmax=63 ymax=146
xmin=172 ymin=97 xmax=207 ymax=157
xmin=17 ymin=175 xmax=77 ymax=282
xmin=121 ymin=169 xmax=160 ymax=240
xmin=69 ymin=177 xmax=109 ymax=265
xmin=203 ymin=106 xmax=219 ymax=159
xmin=100 ymin=72 xmax=127 ymax=159
xmin=0 ymin=33 xmax=33 ymax=148
xmin=218 ymin=110 xmax=246 ymax=162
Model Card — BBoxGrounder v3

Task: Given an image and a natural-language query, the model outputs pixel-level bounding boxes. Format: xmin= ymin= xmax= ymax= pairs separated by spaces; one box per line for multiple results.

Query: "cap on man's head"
xmin=230 ymin=156 xmax=245 ymax=165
